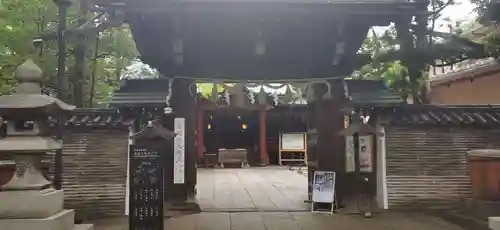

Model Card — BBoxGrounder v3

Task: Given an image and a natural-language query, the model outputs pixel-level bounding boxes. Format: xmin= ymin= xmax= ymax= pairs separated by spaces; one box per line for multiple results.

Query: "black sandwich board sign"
xmin=129 ymin=144 xmax=164 ymax=230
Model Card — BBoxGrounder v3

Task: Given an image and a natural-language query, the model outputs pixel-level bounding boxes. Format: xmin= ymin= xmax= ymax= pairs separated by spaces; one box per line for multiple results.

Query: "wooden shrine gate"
xmin=51 ymin=0 xmax=429 ymax=211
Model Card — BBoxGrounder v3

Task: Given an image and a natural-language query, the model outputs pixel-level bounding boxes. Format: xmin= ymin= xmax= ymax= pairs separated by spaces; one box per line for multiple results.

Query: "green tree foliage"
xmin=0 ymin=0 xmax=58 ymax=93
xmin=356 ymin=0 xmax=500 ymax=103
xmin=0 ymin=0 xmax=138 ymax=107
xmin=352 ymin=28 xmax=419 ymax=101
xmin=197 ymin=83 xmax=226 ymax=99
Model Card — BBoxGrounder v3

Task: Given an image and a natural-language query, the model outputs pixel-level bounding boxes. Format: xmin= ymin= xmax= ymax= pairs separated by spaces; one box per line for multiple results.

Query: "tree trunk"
xmin=73 ymin=0 xmax=90 ymax=107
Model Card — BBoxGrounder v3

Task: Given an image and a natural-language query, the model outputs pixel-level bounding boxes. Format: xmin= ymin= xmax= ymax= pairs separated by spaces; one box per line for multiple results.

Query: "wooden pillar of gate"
xmin=169 ymin=78 xmax=197 ymax=206
xmin=306 ymin=80 xmax=346 ymax=204
xmin=259 ymin=105 xmax=269 ymax=165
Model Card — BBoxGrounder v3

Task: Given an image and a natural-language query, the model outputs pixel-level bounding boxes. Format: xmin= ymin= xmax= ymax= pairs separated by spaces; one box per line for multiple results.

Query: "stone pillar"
xmin=0 ymin=60 xmax=92 ymax=230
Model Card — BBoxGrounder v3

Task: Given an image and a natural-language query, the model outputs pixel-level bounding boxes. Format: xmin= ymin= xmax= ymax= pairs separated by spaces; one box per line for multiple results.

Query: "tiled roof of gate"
xmin=344 ymin=80 xmax=404 ymax=108
xmin=109 ymin=79 xmax=171 ymax=107
xmin=48 ymin=108 xmax=132 ymax=127
xmin=380 ymin=104 xmax=500 ymax=126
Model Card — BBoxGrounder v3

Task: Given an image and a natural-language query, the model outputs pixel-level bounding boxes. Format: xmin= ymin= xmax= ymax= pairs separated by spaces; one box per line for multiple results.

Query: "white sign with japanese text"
xmin=345 ymin=136 xmax=355 ymax=173
xmin=173 ymin=118 xmax=185 ymax=184
xmin=312 ymin=171 xmax=336 ymax=203
xmin=359 ymin=135 xmax=373 ymax=173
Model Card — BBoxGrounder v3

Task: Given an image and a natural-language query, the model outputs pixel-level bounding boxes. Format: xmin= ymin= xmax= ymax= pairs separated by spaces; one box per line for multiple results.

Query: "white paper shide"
xmin=174 ymin=118 xmax=185 ymax=184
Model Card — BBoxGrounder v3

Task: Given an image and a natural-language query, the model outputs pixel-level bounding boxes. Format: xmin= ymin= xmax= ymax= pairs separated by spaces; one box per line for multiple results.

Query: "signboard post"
xmin=311 ymin=170 xmax=337 ymax=214
xmin=129 ymin=145 xmax=164 ymax=230
xmin=338 ymin=120 xmax=382 ymax=218
xmin=128 ymin=120 xmax=175 ymax=230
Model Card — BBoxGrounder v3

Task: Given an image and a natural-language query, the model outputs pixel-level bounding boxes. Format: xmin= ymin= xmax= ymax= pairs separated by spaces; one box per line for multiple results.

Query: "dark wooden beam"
xmin=147 ymin=58 xmax=366 ymax=80
xmin=121 ymin=1 xmax=424 ymax=17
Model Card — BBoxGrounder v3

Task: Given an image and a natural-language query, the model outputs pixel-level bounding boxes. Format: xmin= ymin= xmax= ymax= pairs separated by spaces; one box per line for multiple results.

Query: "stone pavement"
xmin=93 ymin=168 xmax=465 ymax=230
xmin=93 ymin=211 xmax=466 ymax=230
xmin=196 ymin=167 xmax=309 ymax=212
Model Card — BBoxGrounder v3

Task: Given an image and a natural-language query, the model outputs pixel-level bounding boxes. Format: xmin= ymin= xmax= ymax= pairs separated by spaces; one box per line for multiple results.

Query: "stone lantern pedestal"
xmin=0 ymin=60 xmax=93 ymax=230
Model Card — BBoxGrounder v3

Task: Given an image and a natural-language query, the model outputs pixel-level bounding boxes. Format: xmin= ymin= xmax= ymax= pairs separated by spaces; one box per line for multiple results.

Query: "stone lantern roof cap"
xmin=0 ymin=60 xmax=75 ymax=117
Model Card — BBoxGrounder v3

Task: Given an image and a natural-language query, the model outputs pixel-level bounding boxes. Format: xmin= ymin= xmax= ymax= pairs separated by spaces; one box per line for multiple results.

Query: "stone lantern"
xmin=0 ymin=60 xmax=91 ymax=230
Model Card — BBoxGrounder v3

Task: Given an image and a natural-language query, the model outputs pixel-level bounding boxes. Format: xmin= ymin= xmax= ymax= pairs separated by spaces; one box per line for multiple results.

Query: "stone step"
xmin=74 ymin=224 xmax=94 ymax=230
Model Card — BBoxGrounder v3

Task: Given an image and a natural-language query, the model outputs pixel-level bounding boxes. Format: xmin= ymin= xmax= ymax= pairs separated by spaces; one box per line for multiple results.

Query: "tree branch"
xmin=428 ymin=0 xmax=455 ymax=19
xmin=36 ymin=17 xmax=122 ymax=42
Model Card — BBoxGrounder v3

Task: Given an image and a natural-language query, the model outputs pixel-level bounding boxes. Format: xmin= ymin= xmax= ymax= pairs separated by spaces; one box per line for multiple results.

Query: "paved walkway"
xmin=93 ymin=168 xmax=465 ymax=230
xmin=94 ymin=212 xmax=465 ymax=230
xmin=196 ymin=167 xmax=309 ymax=212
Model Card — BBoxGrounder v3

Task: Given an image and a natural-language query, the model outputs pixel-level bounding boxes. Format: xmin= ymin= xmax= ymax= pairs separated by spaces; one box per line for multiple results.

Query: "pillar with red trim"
xmin=257 ymin=85 xmax=270 ymax=165
xmin=196 ymin=102 xmax=204 ymax=161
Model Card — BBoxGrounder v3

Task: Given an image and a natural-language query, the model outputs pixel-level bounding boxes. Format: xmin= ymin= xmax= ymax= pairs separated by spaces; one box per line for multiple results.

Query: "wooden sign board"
xmin=281 ymin=133 xmax=306 ymax=150
xmin=129 ymin=145 xmax=164 ymax=230
xmin=279 ymin=132 xmax=307 ymax=165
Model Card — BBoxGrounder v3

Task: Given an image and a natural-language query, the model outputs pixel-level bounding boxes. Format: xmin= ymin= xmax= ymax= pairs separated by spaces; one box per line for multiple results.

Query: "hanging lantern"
xmin=323 ymin=81 xmax=332 ymax=99
xmin=281 ymin=84 xmax=293 ymax=104
xmin=164 ymin=78 xmax=174 ymax=113
xmin=258 ymin=85 xmax=267 ymax=105
xmin=224 ymin=89 xmax=230 ymax=106
xmin=272 ymin=92 xmax=279 ymax=106
xmin=255 ymin=40 xmax=266 ymax=56
xmin=233 ymin=83 xmax=246 ymax=107
xmin=211 ymin=83 xmax=218 ymax=102
xmin=255 ymin=28 xmax=266 ymax=56
xmin=249 ymin=92 xmax=256 ymax=104
xmin=305 ymin=83 xmax=315 ymax=103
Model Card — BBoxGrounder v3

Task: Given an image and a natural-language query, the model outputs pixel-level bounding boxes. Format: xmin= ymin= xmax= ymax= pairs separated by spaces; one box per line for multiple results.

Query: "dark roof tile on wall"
xmin=380 ymin=104 xmax=500 ymax=126
xmin=48 ymin=108 xmax=132 ymax=127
